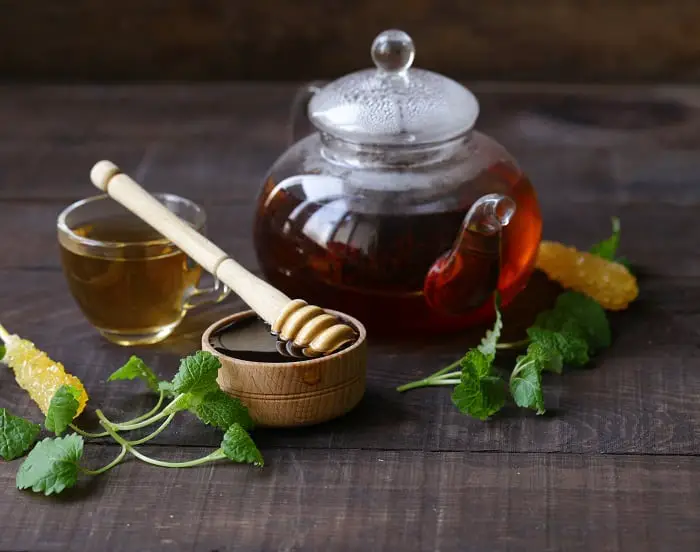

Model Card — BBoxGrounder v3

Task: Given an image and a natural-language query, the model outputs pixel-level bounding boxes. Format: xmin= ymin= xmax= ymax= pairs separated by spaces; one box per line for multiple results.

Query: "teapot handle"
xmin=288 ymin=81 xmax=326 ymax=145
xmin=423 ymin=194 xmax=517 ymax=316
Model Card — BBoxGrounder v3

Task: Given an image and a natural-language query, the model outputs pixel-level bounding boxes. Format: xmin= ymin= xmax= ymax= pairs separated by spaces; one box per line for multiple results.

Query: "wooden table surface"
xmin=1 ymin=83 xmax=699 ymax=552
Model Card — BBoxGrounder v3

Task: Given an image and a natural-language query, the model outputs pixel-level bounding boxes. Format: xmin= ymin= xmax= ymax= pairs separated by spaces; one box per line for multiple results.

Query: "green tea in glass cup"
xmin=57 ymin=193 xmax=229 ymax=345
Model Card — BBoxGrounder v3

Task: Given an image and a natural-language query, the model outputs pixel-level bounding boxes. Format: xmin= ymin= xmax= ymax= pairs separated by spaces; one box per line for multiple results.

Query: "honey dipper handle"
xmin=89 ymin=160 xmax=292 ymax=325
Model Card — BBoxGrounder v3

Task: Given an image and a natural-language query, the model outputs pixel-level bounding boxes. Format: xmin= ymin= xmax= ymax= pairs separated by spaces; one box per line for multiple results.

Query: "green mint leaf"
xmin=451 ymin=350 xmax=506 ymax=420
xmin=553 ymin=292 xmax=611 ymax=352
xmin=527 ymin=327 xmax=589 ymax=367
xmin=616 ymin=256 xmax=633 ymax=271
xmin=0 ymin=344 xmax=5 ymax=361
xmin=108 ymin=356 xmax=161 ymax=393
xmin=172 ymin=351 xmax=221 ymax=398
xmin=0 ymin=408 xmax=41 ymax=461
xmin=157 ymin=380 xmax=176 ymax=398
xmin=221 ymin=423 xmax=264 ymax=467
xmin=45 ymin=385 xmax=80 ymax=436
xmin=477 ymin=292 xmax=502 ymax=357
xmin=16 ymin=434 xmax=84 ymax=496
xmin=193 ymin=390 xmax=253 ymax=431
xmin=525 ymin=342 xmax=563 ymax=375
xmin=589 ymin=216 xmax=620 ymax=260
xmin=534 ymin=292 xmax=611 ymax=354
xmin=510 ymin=358 xmax=545 ymax=414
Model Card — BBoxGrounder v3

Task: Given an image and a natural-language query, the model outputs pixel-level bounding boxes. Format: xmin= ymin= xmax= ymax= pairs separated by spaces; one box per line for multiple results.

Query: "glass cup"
xmin=57 ymin=193 xmax=230 ymax=345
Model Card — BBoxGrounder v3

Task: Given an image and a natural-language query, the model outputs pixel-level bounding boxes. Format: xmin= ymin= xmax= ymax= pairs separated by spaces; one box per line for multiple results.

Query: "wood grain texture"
xmin=2 ymin=449 xmax=700 ymax=552
xmin=0 ymin=269 xmax=698 ymax=455
xmin=1 ymin=83 xmax=700 ymax=551
xmin=3 ymin=84 xmax=700 ymax=206
xmin=2 ymin=1 xmax=700 ymax=82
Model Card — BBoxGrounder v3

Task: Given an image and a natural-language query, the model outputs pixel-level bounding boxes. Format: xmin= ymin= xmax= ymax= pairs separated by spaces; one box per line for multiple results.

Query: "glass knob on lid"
xmin=307 ymin=29 xmax=479 ymax=146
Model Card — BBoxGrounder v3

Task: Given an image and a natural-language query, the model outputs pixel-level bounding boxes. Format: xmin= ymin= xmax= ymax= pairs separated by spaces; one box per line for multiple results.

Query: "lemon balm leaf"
xmin=527 ymin=327 xmax=589 ymax=367
xmin=45 ymin=385 xmax=80 ymax=436
xmin=477 ymin=293 xmax=502 ymax=357
xmin=553 ymin=292 xmax=611 ymax=352
xmin=451 ymin=350 xmax=506 ymax=420
xmin=509 ymin=358 xmax=545 ymax=414
xmin=157 ymin=381 xmax=176 ymax=398
xmin=534 ymin=292 xmax=611 ymax=353
xmin=16 ymin=434 xmax=83 ymax=496
xmin=172 ymin=351 xmax=221 ymax=398
xmin=108 ymin=356 xmax=161 ymax=393
xmin=525 ymin=342 xmax=563 ymax=375
xmin=590 ymin=216 xmax=621 ymax=260
xmin=221 ymin=424 xmax=264 ymax=467
xmin=0 ymin=408 xmax=41 ymax=461
xmin=193 ymin=390 xmax=254 ymax=431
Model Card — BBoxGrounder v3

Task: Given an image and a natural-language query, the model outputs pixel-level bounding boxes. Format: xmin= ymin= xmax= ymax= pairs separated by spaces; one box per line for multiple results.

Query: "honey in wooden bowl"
xmin=202 ymin=310 xmax=367 ymax=428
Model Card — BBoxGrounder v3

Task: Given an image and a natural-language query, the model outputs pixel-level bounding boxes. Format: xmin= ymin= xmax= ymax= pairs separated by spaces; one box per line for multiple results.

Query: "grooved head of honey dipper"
xmin=273 ymin=300 xmax=360 ymax=357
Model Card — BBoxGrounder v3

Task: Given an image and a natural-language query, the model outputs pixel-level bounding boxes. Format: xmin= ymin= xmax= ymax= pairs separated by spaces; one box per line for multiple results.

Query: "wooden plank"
xmin=2 ymin=84 xmax=700 ymax=145
xmin=1 ymin=199 xmax=698 ymax=277
xmin=2 ymin=85 xmax=700 ymax=205
xmin=2 ymin=1 xmax=700 ymax=82
xmin=1 ymin=268 xmax=699 ymax=455
xmin=1 ymin=449 xmax=699 ymax=552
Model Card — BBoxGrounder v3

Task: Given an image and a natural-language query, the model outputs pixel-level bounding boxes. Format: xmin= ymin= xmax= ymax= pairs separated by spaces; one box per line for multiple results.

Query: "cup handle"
xmin=288 ymin=81 xmax=326 ymax=146
xmin=183 ymin=275 xmax=230 ymax=312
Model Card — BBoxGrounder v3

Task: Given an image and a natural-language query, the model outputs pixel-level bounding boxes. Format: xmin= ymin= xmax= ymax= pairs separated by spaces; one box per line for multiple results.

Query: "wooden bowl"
xmin=201 ymin=309 xmax=367 ymax=427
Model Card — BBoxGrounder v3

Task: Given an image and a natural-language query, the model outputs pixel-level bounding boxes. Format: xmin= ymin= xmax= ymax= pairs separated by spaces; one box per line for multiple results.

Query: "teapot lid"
xmin=308 ymin=30 xmax=479 ymax=146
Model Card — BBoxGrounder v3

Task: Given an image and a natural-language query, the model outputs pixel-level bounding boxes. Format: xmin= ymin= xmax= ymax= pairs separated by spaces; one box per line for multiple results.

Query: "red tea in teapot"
xmin=253 ymin=159 xmax=542 ymax=335
xmin=252 ymin=30 xmax=543 ymax=335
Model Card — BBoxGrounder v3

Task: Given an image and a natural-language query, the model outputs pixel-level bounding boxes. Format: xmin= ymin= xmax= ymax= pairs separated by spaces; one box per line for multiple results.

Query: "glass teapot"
xmin=253 ymin=30 xmax=542 ymax=335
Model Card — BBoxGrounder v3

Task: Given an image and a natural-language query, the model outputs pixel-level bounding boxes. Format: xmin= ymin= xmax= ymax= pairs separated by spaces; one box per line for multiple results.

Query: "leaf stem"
xmin=97 ymin=409 xmax=224 ymax=468
xmin=79 ymin=445 xmax=127 ymax=476
xmin=120 ymin=391 xmax=165 ymax=426
xmin=429 ymin=359 xmax=461 ymax=379
xmin=127 ymin=413 xmax=176 ymax=446
xmin=129 ymin=447 xmax=225 ymax=468
xmin=496 ymin=338 xmax=530 ymax=350
xmin=510 ymin=357 xmax=537 ymax=380
xmin=112 ymin=393 xmax=185 ymax=431
xmin=397 ymin=377 xmax=461 ymax=392
xmin=70 ymin=424 xmax=109 ymax=439
xmin=433 ymin=371 xmax=461 ymax=380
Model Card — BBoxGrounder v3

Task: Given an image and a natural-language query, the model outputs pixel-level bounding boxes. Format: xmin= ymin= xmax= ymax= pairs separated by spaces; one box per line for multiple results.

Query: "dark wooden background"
xmin=2 ymin=0 xmax=700 ymax=82
xmin=2 ymin=2 xmax=700 ymax=550
xmin=1 ymin=82 xmax=700 ymax=551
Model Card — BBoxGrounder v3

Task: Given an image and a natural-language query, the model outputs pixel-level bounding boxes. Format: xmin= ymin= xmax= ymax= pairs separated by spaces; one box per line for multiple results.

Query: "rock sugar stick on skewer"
xmin=0 ymin=323 xmax=88 ymax=416
xmin=89 ymin=160 xmax=359 ymax=358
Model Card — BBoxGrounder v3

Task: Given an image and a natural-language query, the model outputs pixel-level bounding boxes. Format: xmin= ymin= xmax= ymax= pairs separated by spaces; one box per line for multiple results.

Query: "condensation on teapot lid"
xmin=307 ymin=30 xmax=479 ymax=146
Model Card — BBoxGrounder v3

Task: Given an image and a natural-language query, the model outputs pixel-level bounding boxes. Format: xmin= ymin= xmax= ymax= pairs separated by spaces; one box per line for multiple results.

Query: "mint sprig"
xmin=397 ymin=217 xmax=628 ymax=419
xmin=10 ymin=350 xmax=262 ymax=497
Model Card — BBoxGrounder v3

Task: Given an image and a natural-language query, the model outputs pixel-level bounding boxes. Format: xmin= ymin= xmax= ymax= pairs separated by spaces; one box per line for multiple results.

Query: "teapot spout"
xmin=423 ymin=193 xmax=516 ymax=315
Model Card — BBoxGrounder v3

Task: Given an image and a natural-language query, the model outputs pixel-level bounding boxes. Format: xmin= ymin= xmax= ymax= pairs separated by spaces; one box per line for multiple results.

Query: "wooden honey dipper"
xmin=89 ymin=160 xmax=359 ymax=358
